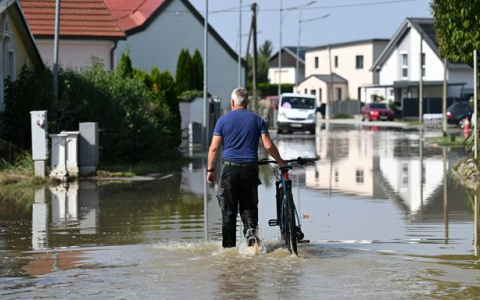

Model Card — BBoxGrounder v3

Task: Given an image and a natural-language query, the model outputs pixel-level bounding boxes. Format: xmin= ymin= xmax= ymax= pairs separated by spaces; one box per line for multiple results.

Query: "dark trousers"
xmin=217 ymin=165 xmax=260 ymax=248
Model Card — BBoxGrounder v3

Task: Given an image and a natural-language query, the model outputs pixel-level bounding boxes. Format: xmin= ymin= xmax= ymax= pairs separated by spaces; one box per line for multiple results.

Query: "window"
xmin=2 ymin=17 xmax=14 ymax=81
xmin=421 ymin=53 xmax=425 ymax=77
xmin=336 ymin=87 xmax=342 ymax=100
xmin=355 ymin=55 xmax=363 ymax=69
xmin=304 ymin=88 xmax=307 ymax=94
xmin=401 ymin=53 xmax=408 ymax=77
xmin=310 ymin=89 xmax=316 ymax=96
xmin=334 ymin=56 xmax=338 ymax=68
xmin=355 ymin=169 xmax=364 ymax=184
xmin=314 ymin=56 xmax=319 ymax=68
xmin=334 ymin=170 xmax=339 ymax=183
xmin=319 ymin=88 xmax=322 ymax=101
xmin=401 ymin=163 xmax=409 ymax=187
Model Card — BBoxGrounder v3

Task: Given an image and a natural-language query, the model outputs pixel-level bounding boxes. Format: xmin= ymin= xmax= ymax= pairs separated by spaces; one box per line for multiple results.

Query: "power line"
xmin=260 ymin=0 xmax=427 ymax=12
xmin=110 ymin=0 xmax=427 ymax=16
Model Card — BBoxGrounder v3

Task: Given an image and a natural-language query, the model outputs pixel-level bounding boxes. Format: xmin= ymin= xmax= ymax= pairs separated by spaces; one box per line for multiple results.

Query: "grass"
xmin=425 ymin=134 xmax=465 ymax=146
xmin=400 ymin=120 xmax=424 ymax=126
xmin=331 ymin=114 xmax=354 ymax=119
xmin=97 ymin=156 xmax=194 ymax=177
xmin=0 ymin=151 xmax=47 ymax=186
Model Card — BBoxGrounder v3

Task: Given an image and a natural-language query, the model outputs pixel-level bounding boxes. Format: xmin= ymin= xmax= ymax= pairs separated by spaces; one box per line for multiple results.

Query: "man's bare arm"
xmin=261 ymin=133 xmax=286 ymax=166
xmin=207 ymin=135 xmax=222 ymax=183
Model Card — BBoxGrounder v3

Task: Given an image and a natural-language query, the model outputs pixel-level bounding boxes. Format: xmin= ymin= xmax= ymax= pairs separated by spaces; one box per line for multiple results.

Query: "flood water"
xmin=1 ymin=125 xmax=480 ymax=299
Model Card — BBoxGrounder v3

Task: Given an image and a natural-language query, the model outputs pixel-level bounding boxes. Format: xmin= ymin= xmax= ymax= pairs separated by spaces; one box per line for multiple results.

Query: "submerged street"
xmin=1 ymin=124 xmax=479 ymax=299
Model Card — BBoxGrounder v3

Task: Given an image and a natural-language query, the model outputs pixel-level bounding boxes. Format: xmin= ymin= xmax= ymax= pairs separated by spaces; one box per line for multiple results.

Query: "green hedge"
xmin=0 ymin=61 xmax=181 ymax=163
xmin=246 ymin=83 xmax=294 ymax=98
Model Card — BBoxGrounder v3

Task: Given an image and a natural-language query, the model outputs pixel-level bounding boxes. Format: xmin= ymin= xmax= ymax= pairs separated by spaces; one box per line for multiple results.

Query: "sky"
xmin=188 ymin=0 xmax=433 ymax=55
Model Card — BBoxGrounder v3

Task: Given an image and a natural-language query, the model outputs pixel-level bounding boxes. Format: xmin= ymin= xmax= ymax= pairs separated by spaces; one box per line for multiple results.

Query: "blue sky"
xmin=189 ymin=0 xmax=433 ymax=55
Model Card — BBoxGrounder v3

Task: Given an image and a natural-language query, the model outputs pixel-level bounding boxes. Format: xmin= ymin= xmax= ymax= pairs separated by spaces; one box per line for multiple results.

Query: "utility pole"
xmin=251 ymin=3 xmax=258 ymax=113
xmin=419 ymin=33 xmax=423 ymax=123
xmin=53 ymin=0 xmax=61 ymax=129
xmin=442 ymin=57 xmax=448 ymax=137
xmin=474 ymin=50 xmax=478 ymax=160
xmin=277 ymin=0 xmax=283 ymax=100
xmin=328 ymin=46 xmax=334 ymax=117
xmin=203 ymin=0 xmax=209 ymax=147
xmin=237 ymin=0 xmax=242 ymax=87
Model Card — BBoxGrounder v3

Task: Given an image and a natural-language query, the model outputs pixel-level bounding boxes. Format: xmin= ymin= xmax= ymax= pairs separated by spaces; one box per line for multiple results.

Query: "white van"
xmin=276 ymin=93 xmax=317 ymax=134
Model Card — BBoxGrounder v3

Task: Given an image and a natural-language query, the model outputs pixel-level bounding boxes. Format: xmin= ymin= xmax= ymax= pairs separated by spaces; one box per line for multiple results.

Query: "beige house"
xmin=297 ymin=39 xmax=389 ymax=105
xmin=0 ymin=0 xmax=43 ymax=110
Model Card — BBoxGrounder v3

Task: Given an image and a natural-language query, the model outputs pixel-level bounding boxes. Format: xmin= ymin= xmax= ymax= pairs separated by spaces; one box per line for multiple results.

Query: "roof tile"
xmin=104 ymin=0 xmax=166 ymax=32
xmin=19 ymin=0 xmax=125 ymax=38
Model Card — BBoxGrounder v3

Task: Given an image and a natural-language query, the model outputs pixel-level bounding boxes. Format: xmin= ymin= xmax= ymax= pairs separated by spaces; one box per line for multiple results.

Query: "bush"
xmin=246 ymin=83 xmax=294 ymax=98
xmin=0 ymin=59 xmax=182 ymax=164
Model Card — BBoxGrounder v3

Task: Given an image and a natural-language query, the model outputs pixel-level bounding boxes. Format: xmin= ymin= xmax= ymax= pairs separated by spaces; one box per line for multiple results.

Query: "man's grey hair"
xmin=231 ymin=87 xmax=249 ymax=106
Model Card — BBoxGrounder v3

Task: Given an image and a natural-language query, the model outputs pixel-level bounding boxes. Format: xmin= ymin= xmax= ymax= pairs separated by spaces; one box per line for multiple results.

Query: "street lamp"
xmin=296 ymin=13 xmax=330 ymax=87
xmin=278 ymin=0 xmax=317 ymax=99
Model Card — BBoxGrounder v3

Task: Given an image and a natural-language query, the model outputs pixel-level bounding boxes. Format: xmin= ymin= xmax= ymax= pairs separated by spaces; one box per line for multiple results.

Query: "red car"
xmin=361 ymin=103 xmax=394 ymax=121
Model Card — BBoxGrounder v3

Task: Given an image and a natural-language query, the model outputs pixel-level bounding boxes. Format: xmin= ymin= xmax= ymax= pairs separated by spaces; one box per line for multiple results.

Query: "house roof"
xmin=104 ymin=0 xmax=165 ymax=32
xmin=299 ymin=73 xmax=348 ymax=85
xmin=19 ymin=0 xmax=125 ymax=39
xmin=370 ymin=18 xmax=471 ymax=72
xmin=270 ymin=46 xmax=308 ymax=65
xmin=105 ymin=0 xmax=245 ymax=66
xmin=307 ymin=38 xmax=390 ymax=52
xmin=0 ymin=0 xmax=43 ymax=69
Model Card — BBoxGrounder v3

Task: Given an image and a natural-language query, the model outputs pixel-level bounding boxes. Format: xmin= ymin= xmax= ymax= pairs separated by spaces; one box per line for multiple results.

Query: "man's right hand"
xmin=207 ymin=171 xmax=215 ymax=184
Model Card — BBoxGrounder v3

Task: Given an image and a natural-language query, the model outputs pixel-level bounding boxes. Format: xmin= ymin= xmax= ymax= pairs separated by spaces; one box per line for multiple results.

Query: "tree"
xmin=246 ymin=40 xmax=273 ymax=85
xmin=431 ymin=0 xmax=480 ymax=68
xmin=259 ymin=40 xmax=273 ymax=58
xmin=116 ymin=52 xmax=134 ymax=78
xmin=191 ymin=49 xmax=204 ymax=91
xmin=175 ymin=49 xmax=193 ymax=94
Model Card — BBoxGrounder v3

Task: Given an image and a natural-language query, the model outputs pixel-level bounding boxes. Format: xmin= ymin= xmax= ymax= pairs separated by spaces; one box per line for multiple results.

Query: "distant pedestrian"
xmin=206 ymin=87 xmax=286 ymax=248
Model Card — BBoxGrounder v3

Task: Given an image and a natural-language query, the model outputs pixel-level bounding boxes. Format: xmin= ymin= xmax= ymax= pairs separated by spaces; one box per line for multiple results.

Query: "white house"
xmin=0 ymin=0 xmax=43 ymax=109
xmin=368 ymin=18 xmax=473 ymax=116
xmin=269 ymin=46 xmax=308 ymax=86
xmin=19 ymin=0 xmax=125 ymax=71
xmin=297 ymin=39 xmax=389 ymax=106
xmin=105 ymin=0 xmax=245 ymax=111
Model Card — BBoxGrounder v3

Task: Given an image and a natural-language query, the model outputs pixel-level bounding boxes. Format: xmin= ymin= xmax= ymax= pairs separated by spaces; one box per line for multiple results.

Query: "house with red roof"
xmin=19 ymin=0 xmax=125 ymax=70
xmin=104 ymin=0 xmax=245 ymax=110
xmin=0 ymin=0 xmax=43 ymax=110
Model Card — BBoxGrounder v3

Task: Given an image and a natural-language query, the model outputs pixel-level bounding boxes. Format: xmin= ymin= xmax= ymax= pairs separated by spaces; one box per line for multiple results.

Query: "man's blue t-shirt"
xmin=213 ymin=109 xmax=269 ymax=163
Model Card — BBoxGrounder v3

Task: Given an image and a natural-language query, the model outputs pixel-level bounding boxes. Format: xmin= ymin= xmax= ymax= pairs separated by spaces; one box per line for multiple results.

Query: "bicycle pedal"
xmin=298 ymin=239 xmax=310 ymax=244
xmin=268 ymin=219 xmax=278 ymax=226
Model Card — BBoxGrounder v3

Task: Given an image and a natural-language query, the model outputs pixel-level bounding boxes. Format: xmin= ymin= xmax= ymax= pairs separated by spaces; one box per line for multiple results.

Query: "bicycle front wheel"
xmin=284 ymin=192 xmax=298 ymax=256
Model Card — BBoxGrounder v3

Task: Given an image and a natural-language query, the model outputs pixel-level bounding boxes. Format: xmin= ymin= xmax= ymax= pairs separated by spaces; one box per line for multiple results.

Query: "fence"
xmin=401 ymin=97 xmax=468 ymax=119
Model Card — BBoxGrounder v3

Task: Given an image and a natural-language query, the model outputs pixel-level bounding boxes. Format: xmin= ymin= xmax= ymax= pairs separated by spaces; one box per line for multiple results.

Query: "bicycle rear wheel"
xmin=284 ymin=192 xmax=298 ymax=256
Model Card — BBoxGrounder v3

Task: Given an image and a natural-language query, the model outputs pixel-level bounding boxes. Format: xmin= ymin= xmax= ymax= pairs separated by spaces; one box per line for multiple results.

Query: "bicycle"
xmin=258 ymin=157 xmax=319 ymax=256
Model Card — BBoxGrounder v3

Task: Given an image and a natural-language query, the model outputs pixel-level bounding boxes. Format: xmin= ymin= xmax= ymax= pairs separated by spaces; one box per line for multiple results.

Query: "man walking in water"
xmin=206 ymin=87 xmax=286 ymax=248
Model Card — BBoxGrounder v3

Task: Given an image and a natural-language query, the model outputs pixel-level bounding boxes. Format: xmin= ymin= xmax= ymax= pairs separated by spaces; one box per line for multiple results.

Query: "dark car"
xmin=360 ymin=103 xmax=394 ymax=121
xmin=446 ymin=101 xmax=473 ymax=128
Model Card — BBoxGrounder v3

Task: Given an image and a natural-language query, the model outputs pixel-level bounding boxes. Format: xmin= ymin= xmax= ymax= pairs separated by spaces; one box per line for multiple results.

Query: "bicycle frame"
xmin=276 ymin=166 xmax=300 ymax=255
xmin=260 ymin=157 xmax=318 ymax=256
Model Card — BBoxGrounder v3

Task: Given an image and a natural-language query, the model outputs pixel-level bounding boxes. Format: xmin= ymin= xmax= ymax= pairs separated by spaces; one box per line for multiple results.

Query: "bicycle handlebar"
xmin=258 ymin=156 xmax=319 ymax=166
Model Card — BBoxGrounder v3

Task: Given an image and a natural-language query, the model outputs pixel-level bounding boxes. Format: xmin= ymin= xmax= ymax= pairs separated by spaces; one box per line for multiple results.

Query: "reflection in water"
xmin=32 ymin=188 xmax=48 ymax=250
xmin=306 ymin=129 xmax=468 ymax=221
xmin=1 ymin=128 xmax=480 ymax=298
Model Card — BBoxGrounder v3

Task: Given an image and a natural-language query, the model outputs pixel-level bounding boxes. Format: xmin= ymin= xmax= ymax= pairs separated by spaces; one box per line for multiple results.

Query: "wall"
xmin=268 ymin=67 xmax=295 ymax=84
xmin=305 ymin=41 xmax=388 ymax=101
xmin=0 ymin=11 xmax=35 ymax=110
xmin=36 ymin=39 xmax=115 ymax=70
